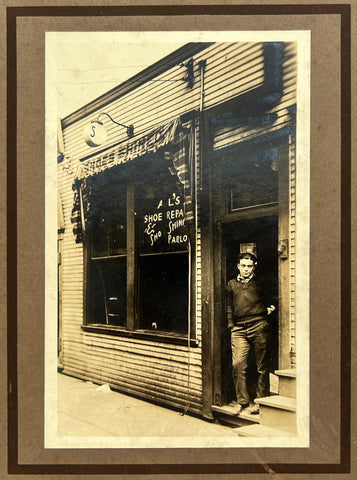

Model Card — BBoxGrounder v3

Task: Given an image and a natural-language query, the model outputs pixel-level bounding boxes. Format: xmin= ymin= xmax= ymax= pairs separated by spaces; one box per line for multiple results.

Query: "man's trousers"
xmin=231 ymin=319 xmax=270 ymax=406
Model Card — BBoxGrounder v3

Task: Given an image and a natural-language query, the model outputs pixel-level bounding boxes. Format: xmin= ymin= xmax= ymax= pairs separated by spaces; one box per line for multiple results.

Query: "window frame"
xmin=82 ymin=179 xmax=198 ymax=347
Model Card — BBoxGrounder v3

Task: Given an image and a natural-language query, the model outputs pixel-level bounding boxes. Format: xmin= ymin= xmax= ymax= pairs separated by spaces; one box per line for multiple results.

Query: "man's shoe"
xmin=231 ymin=403 xmax=249 ymax=415
xmin=249 ymin=404 xmax=260 ymax=414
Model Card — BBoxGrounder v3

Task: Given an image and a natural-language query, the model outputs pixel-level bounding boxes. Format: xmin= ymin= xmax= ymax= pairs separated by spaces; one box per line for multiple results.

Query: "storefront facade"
xmin=58 ymin=41 xmax=298 ymax=421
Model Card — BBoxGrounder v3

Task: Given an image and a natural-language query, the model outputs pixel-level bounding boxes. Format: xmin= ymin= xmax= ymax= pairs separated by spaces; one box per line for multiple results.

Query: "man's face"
xmin=237 ymin=258 xmax=255 ymax=278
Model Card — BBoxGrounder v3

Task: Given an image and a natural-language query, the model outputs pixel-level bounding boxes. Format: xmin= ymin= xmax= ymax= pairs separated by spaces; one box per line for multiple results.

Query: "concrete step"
xmin=255 ymin=395 xmax=296 ymax=431
xmin=275 ymin=369 xmax=297 ymax=378
xmin=211 ymin=404 xmax=260 ymax=428
xmin=234 ymin=423 xmax=297 ymax=437
xmin=275 ymin=369 xmax=296 ymax=398
xmin=256 ymin=395 xmax=296 ymax=411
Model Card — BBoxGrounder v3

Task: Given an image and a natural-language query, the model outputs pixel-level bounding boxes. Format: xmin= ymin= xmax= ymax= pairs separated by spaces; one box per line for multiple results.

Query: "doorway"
xmin=221 ymin=215 xmax=279 ymax=406
xmin=208 ymin=138 xmax=291 ymax=413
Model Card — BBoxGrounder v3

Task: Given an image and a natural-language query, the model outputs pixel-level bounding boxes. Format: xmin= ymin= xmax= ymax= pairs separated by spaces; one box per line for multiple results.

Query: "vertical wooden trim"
xmin=57 ymin=117 xmax=65 ymax=154
xmin=212 ymin=166 xmax=227 ymax=407
xmin=127 ymin=184 xmax=135 ymax=331
xmin=189 ymin=122 xmax=198 ymax=340
xmin=200 ymin=113 xmax=214 ymax=419
xmin=189 ymin=235 xmax=197 ymax=340
xmin=57 ymin=192 xmax=65 ymax=231
xmin=83 ymin=236 xmax=91 ymax=325
xmin=57 ymin=234 xmax=64 ymax=369
xmin=212 ymin=217 xmax=223 ymax=405
xmin=278 ymin=140 xmax=291 ymax=369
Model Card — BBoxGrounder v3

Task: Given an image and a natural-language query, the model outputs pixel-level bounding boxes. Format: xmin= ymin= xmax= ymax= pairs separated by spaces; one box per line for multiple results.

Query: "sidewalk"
xmin=57 ymin=372 xmax=238 ymax=438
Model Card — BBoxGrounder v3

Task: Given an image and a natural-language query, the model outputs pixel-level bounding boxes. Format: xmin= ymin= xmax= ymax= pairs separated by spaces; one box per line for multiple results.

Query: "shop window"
xmin=86 ymin=177 xmax=190 ymax=337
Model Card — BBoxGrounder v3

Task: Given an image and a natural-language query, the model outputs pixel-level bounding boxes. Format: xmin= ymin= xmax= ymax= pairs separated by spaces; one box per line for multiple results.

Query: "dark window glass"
xmin=93 ymin=190 xmax=127 ymax=258
xmin=139 ymin=253 xmax=188 ymax=333
xmin=87 ymin=178 xmax=189 ymax=336
xmin=89 ymin=185 xmax=127 ymax=327
xmin=135 ymin=181 xmax=189 ymax=333
xmin=224 ymin=150 xmax=279 ymax=211
xmin=91 ymin=258 xmax=127 ymax=326
xmin=136 ymin=182 xmax=188 ymax=254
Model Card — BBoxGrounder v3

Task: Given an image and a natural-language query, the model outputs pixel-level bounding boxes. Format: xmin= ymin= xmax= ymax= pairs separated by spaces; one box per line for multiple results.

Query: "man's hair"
xmin=237 ymin=252 xmax=258 ymax=266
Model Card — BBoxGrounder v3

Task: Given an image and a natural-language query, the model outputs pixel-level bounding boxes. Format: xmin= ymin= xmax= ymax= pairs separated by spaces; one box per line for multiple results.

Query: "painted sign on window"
xmin=140 ymin=191 xmax=188 ymax=253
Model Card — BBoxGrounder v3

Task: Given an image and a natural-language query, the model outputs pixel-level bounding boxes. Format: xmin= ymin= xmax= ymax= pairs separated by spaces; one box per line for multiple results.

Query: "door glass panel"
xmin=223 ymin=149 xmax=279 ymax=212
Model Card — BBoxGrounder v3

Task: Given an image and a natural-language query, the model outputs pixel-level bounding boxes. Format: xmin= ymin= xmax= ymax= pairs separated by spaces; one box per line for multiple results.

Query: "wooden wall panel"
xmin=61 ymin=43 xmax=266 ymax=163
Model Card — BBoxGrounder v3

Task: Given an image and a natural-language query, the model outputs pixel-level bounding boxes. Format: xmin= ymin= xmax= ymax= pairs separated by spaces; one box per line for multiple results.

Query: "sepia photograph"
xmin=3 ymin=2 xmax=353 ymax=476
xmin=44 ymin=31 xmax=310 ymax=449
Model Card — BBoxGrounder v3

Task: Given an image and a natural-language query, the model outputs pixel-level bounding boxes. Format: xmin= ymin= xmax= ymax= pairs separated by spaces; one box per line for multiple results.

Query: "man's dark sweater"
xmin=226 ymin=276 xmax=268 ymax=328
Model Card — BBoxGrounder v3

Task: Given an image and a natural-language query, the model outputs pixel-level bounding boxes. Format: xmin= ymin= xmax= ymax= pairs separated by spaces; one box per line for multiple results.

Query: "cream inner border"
xmin=45 ymin=30 xmax=310 ymax=449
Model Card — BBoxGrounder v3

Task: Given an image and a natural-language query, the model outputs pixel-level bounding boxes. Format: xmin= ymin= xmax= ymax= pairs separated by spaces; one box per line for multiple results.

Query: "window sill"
xmin=81 ymin=324 xmax=199 ymax=347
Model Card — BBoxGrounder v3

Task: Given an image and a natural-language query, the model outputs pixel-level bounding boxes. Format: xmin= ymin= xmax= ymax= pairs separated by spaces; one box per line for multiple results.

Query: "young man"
xmin=226 ymin=252 xmax=276 ymax=414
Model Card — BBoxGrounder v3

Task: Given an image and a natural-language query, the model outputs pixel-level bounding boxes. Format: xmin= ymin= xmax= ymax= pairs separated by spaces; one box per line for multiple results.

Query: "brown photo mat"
xmin=3 ymin=2 xmax=353 ymax=477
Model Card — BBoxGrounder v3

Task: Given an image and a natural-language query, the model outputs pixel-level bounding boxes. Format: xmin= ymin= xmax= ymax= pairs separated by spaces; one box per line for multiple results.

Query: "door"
xmin=221 ymin=216 xmax=279 ymax=405
xmin=210 ymin=138 xmax=290 ymax=409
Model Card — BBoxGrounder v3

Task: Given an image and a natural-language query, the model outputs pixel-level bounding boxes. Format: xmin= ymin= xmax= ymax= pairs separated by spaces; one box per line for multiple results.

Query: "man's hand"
xmin=267 ymin=305 xmax=276 ymax=315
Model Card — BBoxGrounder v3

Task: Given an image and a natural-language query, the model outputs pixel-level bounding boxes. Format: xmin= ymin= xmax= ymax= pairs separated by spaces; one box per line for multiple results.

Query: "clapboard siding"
xmin=81 ymin=332 xmax=201 ymax=359
xmin=289 ymin=136 xmax=297 ymax=366
xmin=62 ymin=43 xmax=267 ymax=163
xmin=62 ymin=366 xmax=202 ymax=413
xmin=63 ymin=349 xmax=202 ymax=384
xmin=64 ymin=349 xmax=203 ymax=386
xmin=62 ymin=337 xmax=203 ymax=382
xmin=61 ymin=364 xmax=203 ymax=407
xmin=62 ymin=72 xmax=199 ymax=160
xmin=61 ymin=362 xmax=202 ymax=398
xmin=196 ymin=42 xmax=265 ymax=106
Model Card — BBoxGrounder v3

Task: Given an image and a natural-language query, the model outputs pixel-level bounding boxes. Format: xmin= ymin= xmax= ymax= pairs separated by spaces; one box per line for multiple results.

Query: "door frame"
xmin=208 ymin=135 xmax=292 ymax=408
